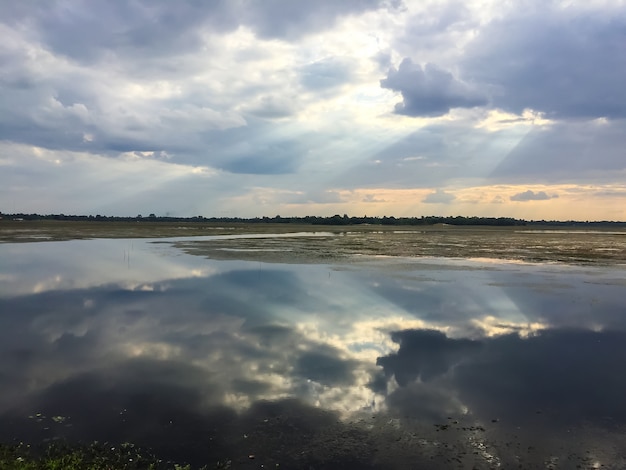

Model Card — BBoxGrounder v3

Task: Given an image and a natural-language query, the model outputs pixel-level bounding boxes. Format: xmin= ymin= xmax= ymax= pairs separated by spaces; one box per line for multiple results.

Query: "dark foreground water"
xmin=1 ymin=236 xmax=625 ymax=469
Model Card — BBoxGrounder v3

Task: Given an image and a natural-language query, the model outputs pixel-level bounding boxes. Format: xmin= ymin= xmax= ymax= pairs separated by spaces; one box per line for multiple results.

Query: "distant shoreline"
xmin=2 ymin=213 xmax=625 ymax=227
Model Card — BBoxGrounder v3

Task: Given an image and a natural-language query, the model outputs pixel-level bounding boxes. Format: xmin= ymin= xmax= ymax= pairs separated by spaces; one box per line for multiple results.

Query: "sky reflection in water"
xmin=1 ymin=238 xmax=625 ymax=468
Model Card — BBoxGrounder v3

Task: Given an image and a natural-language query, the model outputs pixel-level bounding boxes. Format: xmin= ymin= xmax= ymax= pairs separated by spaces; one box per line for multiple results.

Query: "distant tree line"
xmin=2 ymin=212 xmax=626 ymax=227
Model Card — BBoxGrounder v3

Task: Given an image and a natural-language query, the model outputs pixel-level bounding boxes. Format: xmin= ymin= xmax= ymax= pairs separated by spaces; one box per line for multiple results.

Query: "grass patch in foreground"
xmin=0 ymin=442 xmax=231 ymax=470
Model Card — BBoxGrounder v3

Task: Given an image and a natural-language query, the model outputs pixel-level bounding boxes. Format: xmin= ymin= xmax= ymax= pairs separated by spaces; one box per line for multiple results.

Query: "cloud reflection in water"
xmin=0 ymin=239 xmax=625 ymax=467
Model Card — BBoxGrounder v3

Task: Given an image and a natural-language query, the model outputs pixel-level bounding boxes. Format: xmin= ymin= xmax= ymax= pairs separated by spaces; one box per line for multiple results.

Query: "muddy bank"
xmin=172 ymin=228 xmax=626 ymax=265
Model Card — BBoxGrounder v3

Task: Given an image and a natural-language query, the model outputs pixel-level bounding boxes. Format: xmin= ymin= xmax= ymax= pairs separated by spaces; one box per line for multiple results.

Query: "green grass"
xmin=0 ymin=442 xmax=231 ymax=470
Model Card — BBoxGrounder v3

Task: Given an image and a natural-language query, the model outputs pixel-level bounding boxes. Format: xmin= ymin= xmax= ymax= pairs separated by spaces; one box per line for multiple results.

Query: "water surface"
xmin=1 ymin=236 xmax=625 ymax=468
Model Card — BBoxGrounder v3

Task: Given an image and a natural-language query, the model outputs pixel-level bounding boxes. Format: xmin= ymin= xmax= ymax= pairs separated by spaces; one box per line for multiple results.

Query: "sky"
xmin=1 ymin=0 xmax=625 ymax=220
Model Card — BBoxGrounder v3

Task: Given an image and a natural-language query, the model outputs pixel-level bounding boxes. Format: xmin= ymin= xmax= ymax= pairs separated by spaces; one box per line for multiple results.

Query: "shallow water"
xmin=1 ymin=237 xmax=625 ymax=468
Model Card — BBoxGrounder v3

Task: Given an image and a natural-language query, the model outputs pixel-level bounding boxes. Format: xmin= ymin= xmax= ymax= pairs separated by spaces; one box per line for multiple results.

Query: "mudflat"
xmin=3 ymin=220 xmax=624 ymax=265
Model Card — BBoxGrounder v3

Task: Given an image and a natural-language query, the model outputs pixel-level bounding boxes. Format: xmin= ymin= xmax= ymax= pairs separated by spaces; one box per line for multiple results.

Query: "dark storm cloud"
xmin=462 ymin=7 xmax=626 ymax=119
xmin=380 ymin=58 xmax=488 ymax=117
xmin=510 ymin=190 xmax=556 ymax=202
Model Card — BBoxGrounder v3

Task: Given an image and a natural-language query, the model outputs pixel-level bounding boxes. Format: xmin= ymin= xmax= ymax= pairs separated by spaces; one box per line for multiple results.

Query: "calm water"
xmin=1 ymin=237 xmax=625 ymax=468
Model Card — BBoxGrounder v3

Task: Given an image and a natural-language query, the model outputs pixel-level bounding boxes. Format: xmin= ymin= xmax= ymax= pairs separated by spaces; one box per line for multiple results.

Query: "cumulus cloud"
xmin=422 ymin=189 xmax=456 ymax=204
xmin=380 ymin=58 xmax=488 ymax=117
xmin=510 ymin=190 xmax=557 ymax=202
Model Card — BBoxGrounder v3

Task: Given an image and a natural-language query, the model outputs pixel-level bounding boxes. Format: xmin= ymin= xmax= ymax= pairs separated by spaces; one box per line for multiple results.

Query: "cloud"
xmin=300 ymin=57 xmax=355 ymax=90
xmin=3 ymin=0 xmax=392 ymax=64
xmin=1 ymin=0 xmax=626 ymax=219
xmin=240 ymin=0 xmax=390 ymax=40
xmin=462 ymin=5 xmax=626 ymax=119
xmin=403 ymin=1 xmax=471 ymax=37
xmin=422 ymin=189 xmax=456 ymax=204
xmin=395 ymin=1 xmax=476 ymax=63
xmin=9 ymin=1 xmax=234 ymax=64
xmin=243 ymin=95 xmax=297 ymax=119
xmin=0 ymin=2 xmax=395 ymax=179
xmin=380 ymin=58 xmax=488 ymax=117
xmin=510 ymin=190 xmax=557 ymax=202
xmin=3 ymin=248 xmax=625 ymax=465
